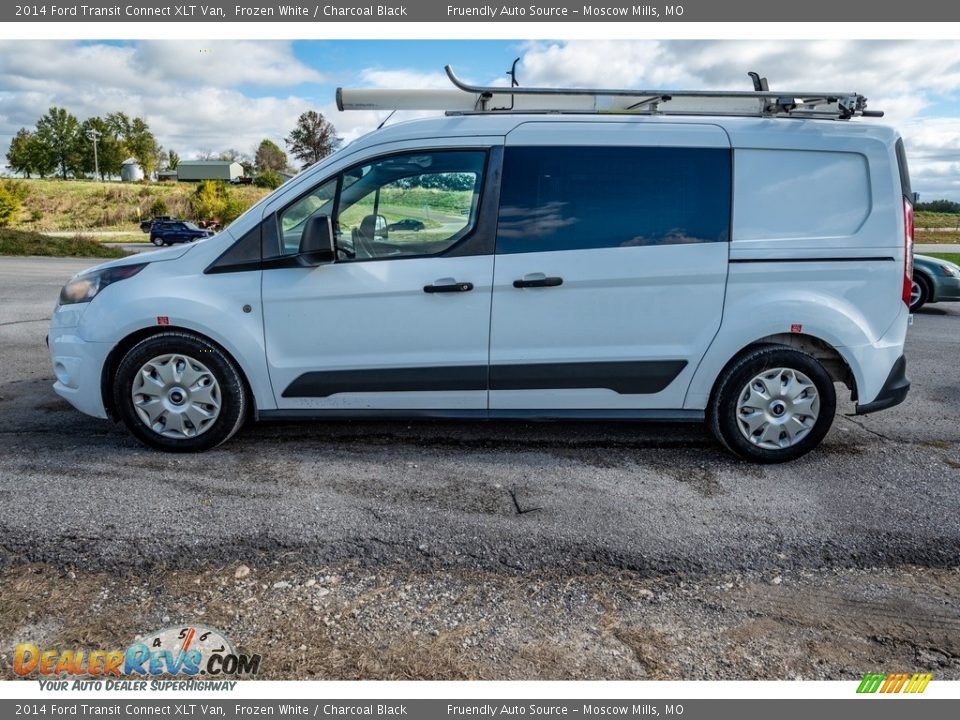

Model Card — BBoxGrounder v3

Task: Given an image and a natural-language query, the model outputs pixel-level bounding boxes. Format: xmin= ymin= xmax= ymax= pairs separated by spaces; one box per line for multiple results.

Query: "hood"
xmin=915 ymin=253 xmax=960 ymax=271
xmin=72 ymin=242 xmax=198 ymax=277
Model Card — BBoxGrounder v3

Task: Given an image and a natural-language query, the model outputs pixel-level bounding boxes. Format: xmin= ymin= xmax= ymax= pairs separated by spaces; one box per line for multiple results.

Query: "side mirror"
xmin=297 ymin=215 xmax=335 ymax=266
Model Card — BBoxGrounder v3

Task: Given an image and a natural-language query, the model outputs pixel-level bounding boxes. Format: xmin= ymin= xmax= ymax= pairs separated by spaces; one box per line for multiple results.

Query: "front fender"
xmin=77 ymin=265 xmax=276 ymax=413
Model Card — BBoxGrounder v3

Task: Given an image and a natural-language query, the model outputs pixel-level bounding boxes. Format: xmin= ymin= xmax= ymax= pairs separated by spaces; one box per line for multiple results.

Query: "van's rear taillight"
xmin=902 ymin=196 xmax=914 ymax=306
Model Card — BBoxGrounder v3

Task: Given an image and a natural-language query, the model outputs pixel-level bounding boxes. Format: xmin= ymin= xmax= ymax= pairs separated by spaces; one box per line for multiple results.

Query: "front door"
xmin=262 ymin=147 xmax=497 ymax=412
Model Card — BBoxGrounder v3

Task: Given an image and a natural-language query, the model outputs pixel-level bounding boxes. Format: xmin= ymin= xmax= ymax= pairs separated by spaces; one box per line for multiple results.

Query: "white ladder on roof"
xmin=336 ymin=65 xmax=882 ymax=121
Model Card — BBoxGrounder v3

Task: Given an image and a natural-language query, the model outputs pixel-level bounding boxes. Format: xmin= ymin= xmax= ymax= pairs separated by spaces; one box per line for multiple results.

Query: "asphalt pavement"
xmin=0 ymin=255 xmax=958 ymax=576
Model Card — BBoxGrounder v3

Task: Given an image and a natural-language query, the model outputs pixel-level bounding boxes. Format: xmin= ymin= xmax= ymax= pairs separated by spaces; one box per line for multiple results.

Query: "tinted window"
xmin=496 ymin=146 xmax=730 ymax=254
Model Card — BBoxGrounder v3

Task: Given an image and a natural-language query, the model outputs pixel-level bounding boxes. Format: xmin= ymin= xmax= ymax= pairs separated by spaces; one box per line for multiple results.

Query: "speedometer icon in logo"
xmin=141 ymin=625 xmax=236 ymax=659
xmin=128 ymin=624 xmax=250 ymax=676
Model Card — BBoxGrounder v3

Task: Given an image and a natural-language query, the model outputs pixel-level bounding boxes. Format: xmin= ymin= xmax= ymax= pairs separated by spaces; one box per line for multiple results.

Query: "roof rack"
xmin=336 ymin=65 xmax=883 ymax=121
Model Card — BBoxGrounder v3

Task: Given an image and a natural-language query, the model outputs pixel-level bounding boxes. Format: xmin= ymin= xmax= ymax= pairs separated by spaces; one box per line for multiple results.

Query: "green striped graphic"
xmin=856 ymin=673 xmax=886 ymax=693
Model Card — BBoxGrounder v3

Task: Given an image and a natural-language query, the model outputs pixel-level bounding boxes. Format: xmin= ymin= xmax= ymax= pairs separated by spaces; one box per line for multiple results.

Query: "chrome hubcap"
xmin=131 ymin=353 xmax=221 ymax=438
xmin=736 ymin=367 xmax=820 ymax=450
xmin=910 ymin=280 xmax=921 ymax=307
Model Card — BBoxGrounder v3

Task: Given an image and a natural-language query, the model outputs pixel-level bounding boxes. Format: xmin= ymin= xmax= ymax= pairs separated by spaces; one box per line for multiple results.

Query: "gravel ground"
xmin=0 ymin=256 xmax=958 ymax=680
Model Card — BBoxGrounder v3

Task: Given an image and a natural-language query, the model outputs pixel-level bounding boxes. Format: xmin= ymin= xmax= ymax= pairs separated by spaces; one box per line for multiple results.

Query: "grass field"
xmin=925 ymin=252 xmax=960 ymax=266
xmin=0 ymin=228 xmax=129 ymax=258
xmin=3 ymin=178 xmax=270 ymax=232
xmin=915 ymin=211 xmax=960 ymax=229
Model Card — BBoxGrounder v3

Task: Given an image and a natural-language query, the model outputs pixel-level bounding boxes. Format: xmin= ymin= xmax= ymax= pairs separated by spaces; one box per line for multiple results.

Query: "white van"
xmin=48 ymin=72 xmax=914 ymax=462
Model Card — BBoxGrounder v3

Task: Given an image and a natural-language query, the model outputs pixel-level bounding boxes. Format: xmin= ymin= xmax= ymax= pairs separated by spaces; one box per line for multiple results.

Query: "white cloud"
xmin=0 ymin=40 xmax=325 ymax=162
xmin=514 ymin=40 xmax=960 ymax=199
xmin=131 ymin=41 xmax=324 ymax=87
xmin=2 ymin=40 xmax=960 ymax=198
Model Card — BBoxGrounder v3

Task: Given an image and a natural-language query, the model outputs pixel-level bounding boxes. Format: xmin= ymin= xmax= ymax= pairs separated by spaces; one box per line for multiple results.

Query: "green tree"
xmin=285 ymin=111 xmax=340 ymax=169
xmin=254 ymin=169 xmax=283 ymax=189
xmin=916 ymin=199 xmax=960 ymax=213
xmin=191 ymin=180 xmax=249 ymax=225
xmin=128 ymin=117 xmax=159 ymax=178
xmin=255 ymin=139 xmax=287 ymax=173
xmin=25 ymin=133 xmax=57 ymax=178
xmin=1 ymin=179 xmax=31 ymax=203
xmin=191 ymin=180 xmax=226 ymax=221
xmin=106 ymin=112 xmax=160 ymax=178
xmin=7 ymin=129 xmax=37 ymax=177
xmin=166 ymin=149 xmax=180 ymax=171
xmin=35 ymin=107 xmax=82 ymax=179
xmin=77 ymin=117 xmax=125 ymax=180
xmin=0 ymin=186 xmax=20 ymax=226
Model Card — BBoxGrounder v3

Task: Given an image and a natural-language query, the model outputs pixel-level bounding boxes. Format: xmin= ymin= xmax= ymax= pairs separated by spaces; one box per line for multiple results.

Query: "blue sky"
xmin=2 ymin=40 xmax=960 ymax=199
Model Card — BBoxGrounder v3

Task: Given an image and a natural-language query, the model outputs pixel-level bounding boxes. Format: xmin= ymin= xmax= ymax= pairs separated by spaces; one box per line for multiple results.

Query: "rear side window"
xmin=495 ymin=146 xmax=731 ymax=254
xmin=733 ymin=149 xmax=870 ymax=241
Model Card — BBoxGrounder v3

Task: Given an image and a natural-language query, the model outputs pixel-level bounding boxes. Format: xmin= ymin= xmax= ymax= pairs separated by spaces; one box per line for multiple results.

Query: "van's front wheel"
xmin=113 ymin=332 xmax=248 ymax=452
xmin=709 ymin=346 xmax=836 ymax=463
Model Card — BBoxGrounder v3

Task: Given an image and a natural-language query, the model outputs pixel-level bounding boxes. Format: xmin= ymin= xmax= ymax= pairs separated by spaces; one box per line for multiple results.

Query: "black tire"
xmin=112 ymin=331 xmax=248 ymax=452
xmin=910 ymin=273 xmax=931 ymax=312
xmin=709 ymin=345 xmax=837 ymax=463
xmin=151 ymin=236 xmax=163 ymax=246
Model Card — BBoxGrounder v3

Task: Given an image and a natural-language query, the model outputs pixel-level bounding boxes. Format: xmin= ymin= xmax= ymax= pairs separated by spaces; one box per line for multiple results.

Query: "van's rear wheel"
xmin=709 ymin=345 xmax=836 ymax=463
xmin=113 ymin=332 xmax=247 ymax=452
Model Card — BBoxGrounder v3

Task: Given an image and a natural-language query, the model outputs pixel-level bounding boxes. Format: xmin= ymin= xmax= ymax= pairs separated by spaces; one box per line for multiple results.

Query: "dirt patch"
xmin=1 ymin=563 xmax=957 ymax=681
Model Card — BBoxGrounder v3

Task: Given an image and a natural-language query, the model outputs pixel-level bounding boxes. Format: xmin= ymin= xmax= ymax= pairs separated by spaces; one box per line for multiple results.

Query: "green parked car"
xmin=911 ymin=254 xmax=960 ymax=311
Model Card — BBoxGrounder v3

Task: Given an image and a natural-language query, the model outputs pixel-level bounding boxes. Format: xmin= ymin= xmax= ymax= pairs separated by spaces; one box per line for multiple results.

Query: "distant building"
xmin=176 ymin=160 xmax=244 ymax=182
xmin=157 ymin=170 xmax=178 ymax=182
xmin=120 ymin=158 xmax=144 ymax=182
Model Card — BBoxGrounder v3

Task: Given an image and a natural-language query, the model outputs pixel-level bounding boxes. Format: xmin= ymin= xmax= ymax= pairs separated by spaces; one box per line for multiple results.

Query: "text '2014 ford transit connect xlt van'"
xmin=48 ymin=69 xmax=914 ymax=462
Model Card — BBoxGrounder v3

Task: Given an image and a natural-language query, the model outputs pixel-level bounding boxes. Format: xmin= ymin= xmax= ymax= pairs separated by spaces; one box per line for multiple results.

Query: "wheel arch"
xmin=100 ymin=325 xmax=257 ymax=422
xmin=686 ymin=322 xmax=864 ymax=412
xmin=706 ymin=333 xmax=857 ymax=410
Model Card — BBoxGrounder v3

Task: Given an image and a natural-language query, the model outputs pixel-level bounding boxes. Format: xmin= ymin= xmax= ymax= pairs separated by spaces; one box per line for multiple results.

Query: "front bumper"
xmin=932 ymin=275 xmax=960 ymax=303
xmin=856 ymin=355 xmax=910 ymax=415
xmin=49 ymin=328 xmax=112 ymax=419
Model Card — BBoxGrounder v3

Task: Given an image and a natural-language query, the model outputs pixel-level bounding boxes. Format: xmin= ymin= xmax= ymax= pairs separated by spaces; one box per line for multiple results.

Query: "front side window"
xmin=496 ymin=145 xmax=731 ymax=254
xmin=276 ymin=150 xmax=486 ymax=260
xmin=278 ymin=177 xmax=338 ymax=255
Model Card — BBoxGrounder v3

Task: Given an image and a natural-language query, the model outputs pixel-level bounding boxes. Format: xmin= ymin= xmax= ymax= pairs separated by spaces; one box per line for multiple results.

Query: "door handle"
xmin=424 ymin=280 xmax=474 ymax=293
xmin=513 ymin=275 xmax=563 ymax=289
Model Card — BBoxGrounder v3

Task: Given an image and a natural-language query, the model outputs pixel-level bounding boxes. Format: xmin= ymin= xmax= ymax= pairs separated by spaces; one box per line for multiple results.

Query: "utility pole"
xmin=87 ymin=128 xmax=101 ymax=180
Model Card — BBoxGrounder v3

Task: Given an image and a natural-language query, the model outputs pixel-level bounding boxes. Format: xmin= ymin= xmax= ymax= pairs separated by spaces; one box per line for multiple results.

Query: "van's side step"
xmin=256 ymin=409 xmax=705 ymax=422
xmin=855 ymin=356 xmax=910 ymax=415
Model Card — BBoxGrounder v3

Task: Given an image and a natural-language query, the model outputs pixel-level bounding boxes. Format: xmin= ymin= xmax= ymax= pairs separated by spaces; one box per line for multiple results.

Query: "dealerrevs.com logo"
xmin=14 ymin=625 xmax=261 ymax=685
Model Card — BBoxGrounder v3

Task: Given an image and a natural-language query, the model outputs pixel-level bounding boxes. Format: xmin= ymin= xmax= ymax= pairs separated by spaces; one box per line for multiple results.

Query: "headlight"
xmin=58 ymin=263 xmax=148 ymax=305
xmin=937 ymin=263 xmax=960 ymax=278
